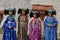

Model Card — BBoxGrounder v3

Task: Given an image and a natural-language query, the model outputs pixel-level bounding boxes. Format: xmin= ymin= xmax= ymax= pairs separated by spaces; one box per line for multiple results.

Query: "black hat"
xmin=18 ymin=8 xmax=29 ymax=14
xmin=4 ymin=8 xmax=16 ymax=15
xmin=30 ymin=10 xmax=39 ymax=18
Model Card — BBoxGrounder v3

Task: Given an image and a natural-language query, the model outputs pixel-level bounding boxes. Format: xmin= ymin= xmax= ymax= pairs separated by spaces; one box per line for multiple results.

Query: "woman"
xmin=44 ymin=10 xmax=58 ymax=40
xmin=3 ymin=8 xmax=17 ymax=40
xmin=18 ymin=8 xmax=29 ymax=40
xmin=29 ymin=10 xmax=41 ymax=40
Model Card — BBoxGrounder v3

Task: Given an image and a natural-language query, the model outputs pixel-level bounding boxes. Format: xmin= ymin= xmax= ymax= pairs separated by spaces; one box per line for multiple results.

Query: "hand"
xmin=14 ymin=27 xmax=16 ymax=31
xmin=9 ymin=26 xmax=12 ymax=29
xmin=27 ymin=31 xmax=29 ymax=35
xmin=48 ymin=24 xmax=52 ymax=27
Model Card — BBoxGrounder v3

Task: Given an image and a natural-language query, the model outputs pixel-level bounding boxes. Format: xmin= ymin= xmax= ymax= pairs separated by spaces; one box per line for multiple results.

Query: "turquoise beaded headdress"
xmin=31 ymin=10 xmax=39 ymax=14
xmin=47 ymin=10 xmax=54 ymax=13
xmin=7 ymin=8 xmax=14 ymax=11
xmin=4 ymin=8 xmax=16 ymax=15
xmin=47 ymin=9 xmax=56 ymax=15
xmin=7 ymin=8 xmax=16 ymax=15
xmin=30 ymin=10 xmax=39 ymax=18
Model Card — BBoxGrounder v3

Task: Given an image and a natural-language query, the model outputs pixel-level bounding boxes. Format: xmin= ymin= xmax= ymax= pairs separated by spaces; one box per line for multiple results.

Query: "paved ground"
xmin=0 ymin=34 xmax=60 ymax=40
xmin=0 ymin=34 xmax=3 ymax=40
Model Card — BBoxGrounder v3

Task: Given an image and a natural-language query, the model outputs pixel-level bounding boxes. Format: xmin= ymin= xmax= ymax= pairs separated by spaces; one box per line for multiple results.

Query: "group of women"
xmin=1 ymin=8 xmax=58 ymax=40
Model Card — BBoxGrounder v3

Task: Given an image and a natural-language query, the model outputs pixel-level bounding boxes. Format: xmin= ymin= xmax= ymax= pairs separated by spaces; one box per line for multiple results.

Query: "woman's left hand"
xmin=14 ymin=27 xmax=16 ymax=31
xmin=48 ymin=24 xmax=52 ymax=27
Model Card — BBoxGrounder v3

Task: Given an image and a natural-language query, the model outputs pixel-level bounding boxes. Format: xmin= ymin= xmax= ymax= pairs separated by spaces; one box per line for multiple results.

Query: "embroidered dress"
xmin=18 ymin=15 xmax=28 ymax=40
xmin=29 ymin=18 xmax=41 ymax=40
xmin=44 ymin=16 xmax=58 ymax=40
xmin=3 ymin=16 xmax=17 ymax=40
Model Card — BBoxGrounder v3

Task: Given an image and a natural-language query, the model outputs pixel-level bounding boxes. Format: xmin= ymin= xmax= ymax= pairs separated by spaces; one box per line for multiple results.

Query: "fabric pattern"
xmin=3 ymin=15 xmax=17 ymax=40
xmin=44 ymin=16 xmax=58 ymax=40
xmin=18 ymin=15 xmax=28 ymax=40
xmin=29 ymin=18 xmax=41 ymax=40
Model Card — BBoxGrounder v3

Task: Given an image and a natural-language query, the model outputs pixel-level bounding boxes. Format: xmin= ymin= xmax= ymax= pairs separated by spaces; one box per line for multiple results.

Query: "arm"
xmin=52 ymin=17 xmax=58 ymax=27
xmin=44 ymin=18 xmax=49 ymax=26
xmin=38 ymin=19 xmax=41 ymax=30
xmin=4 ymin=17 xmax=9 ymax=28
xmin=11 ymin=18 xmax=16 ymax=28
xmin=18 ymin=16 xmax=20 ymax=34
xmin=0 ymin=15 xmax=9 ymax=28
xmin=44 ymin=18 xmax=52 ymax=27
xmin=4 ymin=21 xmax=9 ymax=28
xmin=29 ymin=20 xmax=33 ymax=35
xmin=18 ymin=16 xmax=20 ymax=28
xmin=27 ymin=17 xmax=33 ymax=35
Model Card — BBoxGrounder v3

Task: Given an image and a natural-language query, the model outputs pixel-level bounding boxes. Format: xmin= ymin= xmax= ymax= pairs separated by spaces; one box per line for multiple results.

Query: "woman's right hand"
xmin=27 ymin=30 xmax=29 ymax=35
xmin=9 ymin=26 xmax=12 ymax=29
xmin=48 ymin=24 xmax=52 ymax=27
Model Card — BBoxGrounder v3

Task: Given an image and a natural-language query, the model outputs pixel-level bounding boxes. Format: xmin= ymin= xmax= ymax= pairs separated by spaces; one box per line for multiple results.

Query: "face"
xmin=48 ymin=12 xmax=52 ymax=16
xmin=22 ymin=10 xmax=25 ymax=15
xmin=33 ymin=14 xmax=37 ymax=18
xmin=9 ymin=11 xmax=13 ymax=15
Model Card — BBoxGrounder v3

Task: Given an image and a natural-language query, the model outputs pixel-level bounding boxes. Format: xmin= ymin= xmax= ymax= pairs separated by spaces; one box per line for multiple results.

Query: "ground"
xmin=0 ymin=34 xmax=2 ymax=40
xmin=0 ymin=34 xmax=60 ymax=40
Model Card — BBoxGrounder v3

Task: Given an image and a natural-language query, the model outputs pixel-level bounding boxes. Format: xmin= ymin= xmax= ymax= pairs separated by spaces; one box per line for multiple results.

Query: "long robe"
xmin=3 ymin=15 xmax=17 ymax=40
xmin=18 ymin=15 xmax=28 ymax=40
xmin=44 ymin=16 xmax=58 ymax=40
xmin=29 ymin=18 xmax=41 ymax=40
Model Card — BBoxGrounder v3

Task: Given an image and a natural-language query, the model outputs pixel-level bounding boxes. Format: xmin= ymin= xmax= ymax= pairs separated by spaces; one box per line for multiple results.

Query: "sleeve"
xmin=18 ymin=16 xmax=20 ymax=28
xmin=27 ymin=17 xmax=33 ymax=35
xmin=44 ymin=18 xmax=49 ymax=26
xmin=4 ymin=17 xmax=9 ymax=28
xmin=38 ymin=19 xmax=41 ymax=30
xmin=11 ymin=18 xmax=16 ymax=27
xmin=52 ymin=17 xmax=58 ymax=27
xmin=29 ymin=20 xmax=33 ymax=34
xmin=0 ymin=15 xmax=9 ymax=28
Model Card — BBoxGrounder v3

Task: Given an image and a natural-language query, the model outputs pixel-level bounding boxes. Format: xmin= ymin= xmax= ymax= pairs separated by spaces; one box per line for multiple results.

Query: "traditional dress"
xmin=29 ymin=18 xmax=41 ymax=40
xmin=3 ymin=15 xmax=17 ymax=40
xmin=44 ymin=16 xmax=58 ymax=40
xmin=18 ymin=15 xmax=28 ymax=40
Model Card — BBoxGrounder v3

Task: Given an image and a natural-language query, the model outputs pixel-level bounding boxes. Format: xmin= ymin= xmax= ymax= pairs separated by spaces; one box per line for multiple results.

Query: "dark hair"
xmin=4 ymin=8 xmax=16 ymax=15
xmin=52 ymin=10 xmax=56 ymax=15
xmin=18 ymin=8 xmax=22 ymax=14
xmin=30 ymin=10 xmax=39 ymax=18
xmin=18 ymin=8 xmax=29 ymax=14
xmin=46 ymin=10 xmax=56 ymax=16
xmin=4 ymin=9 xmax=9 ymax=15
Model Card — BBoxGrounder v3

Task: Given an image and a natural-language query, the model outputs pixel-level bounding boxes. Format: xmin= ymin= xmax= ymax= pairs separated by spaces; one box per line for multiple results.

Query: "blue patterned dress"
xmin=3 ymin=15 xmax=17 ymax=40
xmin=44 ymin=16 xmax=58 ymax=40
